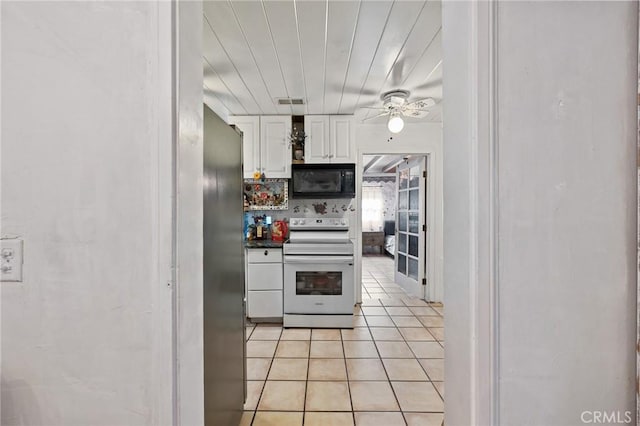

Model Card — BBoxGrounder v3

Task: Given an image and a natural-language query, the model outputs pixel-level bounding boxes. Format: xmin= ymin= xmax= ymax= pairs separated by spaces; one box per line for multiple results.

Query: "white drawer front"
xmin=247 ymin=263 xmax=283 ymax=290
xmin=247 ymin=248 xmax=283 ymax=263
xmin=247 ymin=290 xmax=283 ymax=318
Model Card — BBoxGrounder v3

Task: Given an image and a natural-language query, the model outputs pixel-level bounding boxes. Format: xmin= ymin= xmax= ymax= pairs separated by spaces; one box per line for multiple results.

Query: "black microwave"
xmin=291 ymin=163 xmax=356 ymax=199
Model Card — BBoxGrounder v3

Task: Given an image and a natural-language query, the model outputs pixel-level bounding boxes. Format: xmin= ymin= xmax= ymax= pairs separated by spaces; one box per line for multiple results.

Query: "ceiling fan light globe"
xmin=388 ymin=115 xmax=404 ymax=133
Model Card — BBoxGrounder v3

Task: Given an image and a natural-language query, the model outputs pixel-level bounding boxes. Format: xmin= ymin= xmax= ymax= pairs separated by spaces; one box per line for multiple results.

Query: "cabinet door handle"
xmin=264 ymin=250 xmax=269 ymax=256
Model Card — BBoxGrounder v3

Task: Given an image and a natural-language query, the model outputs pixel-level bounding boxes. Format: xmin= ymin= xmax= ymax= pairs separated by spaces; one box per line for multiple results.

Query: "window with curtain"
xmin=362 ymin=185 xmax=384 ymax=231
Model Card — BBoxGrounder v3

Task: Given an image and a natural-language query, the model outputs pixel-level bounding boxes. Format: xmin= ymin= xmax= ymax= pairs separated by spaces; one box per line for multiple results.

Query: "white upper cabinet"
xmin=304 ymin=115 xmax=355 ymax=163
xmin=228 ymin=116 xmax=260 ymax=179
xmin=260 ymin=116 xmax=291 ymax=178
xmin=304 ymin=115 xmax=330 ymax=163
xmin=229 ymin=115 xmax=291 ymax=178
xmin=330 ymin=116 xmax=355 ymax=163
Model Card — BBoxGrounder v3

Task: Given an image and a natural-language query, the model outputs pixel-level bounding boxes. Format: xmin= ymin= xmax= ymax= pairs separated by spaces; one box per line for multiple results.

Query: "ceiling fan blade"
xmin=355 ymin=97 xmax=385 ymax=109
xmin=405 ymin=98 xmax=436 ymax=109
xmin=390 ymin=59 xmax=406 ymax=87
xmin=342 ymin=85 xmax=378 ymax=96
xmin=362 ymin=111 xmax=390 ymax=122
xmin=415 ymin=79 xmax=443 ymax=91
xmin=402 ymin=109 xmax=430 ymax=118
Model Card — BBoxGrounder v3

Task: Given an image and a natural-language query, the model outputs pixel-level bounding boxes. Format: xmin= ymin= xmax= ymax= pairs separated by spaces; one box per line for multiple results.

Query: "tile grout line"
xmin=245 ymin=323 xmax=258 ymax=426
xmin=365 ymin=289 xmax=445 ymax=414
xmin=248 ymin=327 xmax=280 ymax=425
xmin=338 ymin=327 xmax=356 ymax=425
xmin=361 ymin=255 xmax=444 ymax=418
xmin=301 ymin=331 xmax=310 ymax=425
xmin=370 ymin=296 xmax=409 ymax=426
xmin=390 ymin=298 xmax=445 ymax=406
xmin=396 ymin=317 xmax=444 ymax=406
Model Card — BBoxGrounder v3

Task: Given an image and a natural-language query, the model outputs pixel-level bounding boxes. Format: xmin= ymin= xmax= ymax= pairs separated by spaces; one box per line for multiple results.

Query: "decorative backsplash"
xmin=244 ymin=197 xmax=356 ymax=241
xmin=242 ymin=173 xmax=358 ymax=240
xmin=291 ymin=200 xmax=356 ymax=216
xmin=243 ymin=179 xmax=288 ymax=210
xmin=243 ymin=179 xmax=360 ymax=216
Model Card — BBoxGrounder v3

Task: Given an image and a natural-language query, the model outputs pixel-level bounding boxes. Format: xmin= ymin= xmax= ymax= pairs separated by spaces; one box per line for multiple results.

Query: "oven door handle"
xmin=284 ymin=255 xmax=354 ymax=264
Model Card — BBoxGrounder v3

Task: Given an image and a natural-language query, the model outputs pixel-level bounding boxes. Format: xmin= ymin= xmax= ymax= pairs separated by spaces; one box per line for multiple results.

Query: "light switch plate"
xmin=1 ymin=239 xmax=23 ymax=282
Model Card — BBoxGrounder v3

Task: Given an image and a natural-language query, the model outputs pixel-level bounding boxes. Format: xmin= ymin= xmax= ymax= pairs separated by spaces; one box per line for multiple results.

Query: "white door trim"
xmin=173 ymin=1 xmax=205 ymax=425
xmin=636 ymin=3 xmax=640 ymax=423
xmin=442 ymin=0 xmax=498 ymax=424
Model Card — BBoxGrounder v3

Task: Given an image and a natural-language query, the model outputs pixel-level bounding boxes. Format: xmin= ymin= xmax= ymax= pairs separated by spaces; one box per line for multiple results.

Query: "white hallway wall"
xmin=443 ymin=1 xmax=637 ymax=425
xmin=0 ymin=2 xmax=202 ymax=425
xmin=497 ymin=2 xmax=637 ymax=423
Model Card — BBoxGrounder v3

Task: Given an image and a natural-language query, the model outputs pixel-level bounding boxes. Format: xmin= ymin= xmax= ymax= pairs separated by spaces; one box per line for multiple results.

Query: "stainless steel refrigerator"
xmin=203 ymin=105 xmax=245 ymax=425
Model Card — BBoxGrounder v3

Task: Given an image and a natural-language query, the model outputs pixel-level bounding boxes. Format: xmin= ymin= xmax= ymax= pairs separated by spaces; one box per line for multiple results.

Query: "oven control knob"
xmin=292 ymin=219 xmax=298 ymax=225
xmin=341 ymin=219 xmax=347 ymax=226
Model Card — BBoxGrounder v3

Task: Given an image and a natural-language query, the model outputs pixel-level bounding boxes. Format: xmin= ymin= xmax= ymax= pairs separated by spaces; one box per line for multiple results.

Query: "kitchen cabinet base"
xmin=247 ymin=317 xmax=283 ymax=324
xmin=283 ymin=313 xmax=353 ymax=329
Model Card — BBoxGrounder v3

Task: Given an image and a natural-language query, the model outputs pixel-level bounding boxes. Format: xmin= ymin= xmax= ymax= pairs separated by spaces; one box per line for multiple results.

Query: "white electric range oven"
xmin=283 ymin=218 xmax=354 ymax=328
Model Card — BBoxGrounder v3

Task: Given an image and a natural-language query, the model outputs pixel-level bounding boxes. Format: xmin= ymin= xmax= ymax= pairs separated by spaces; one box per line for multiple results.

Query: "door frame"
xmin=172 ymin=1 xmax=205 ymax=425
xmin=442 ymin=1 xmax=498 ymax=424
xmin=184 ymin=1 xmax=492 ymax=424
xmin=355 ymin=147 xmax=442 ymax=305
xmin=179 ymin=1 xmax=640 ymax=425
xmin=183 ymin=0 xmax=488 ymax=424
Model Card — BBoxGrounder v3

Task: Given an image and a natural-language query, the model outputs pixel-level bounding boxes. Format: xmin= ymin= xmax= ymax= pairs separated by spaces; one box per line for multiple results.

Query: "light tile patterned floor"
xmin=241 ymin=255 xmax=444 ymax=426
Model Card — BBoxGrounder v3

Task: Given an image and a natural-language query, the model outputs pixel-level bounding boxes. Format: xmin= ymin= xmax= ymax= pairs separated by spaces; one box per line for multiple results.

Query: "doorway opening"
xmin=360 ymin=154 xmax=439 ymax=302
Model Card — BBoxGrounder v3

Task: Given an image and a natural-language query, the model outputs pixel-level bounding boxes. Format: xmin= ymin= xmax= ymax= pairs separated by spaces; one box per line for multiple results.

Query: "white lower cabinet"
xmin=247 ymin=290 xmax=283 ymax=319
xmin=246 ymin=248 xmax=283 ymax=318
xmin=247 ymin=263 xmax=282 ymax=291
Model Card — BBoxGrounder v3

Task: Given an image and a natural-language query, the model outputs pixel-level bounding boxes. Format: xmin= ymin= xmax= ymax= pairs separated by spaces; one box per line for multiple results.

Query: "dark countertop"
xmin=243 ymin=239 xmax=285 ymax=249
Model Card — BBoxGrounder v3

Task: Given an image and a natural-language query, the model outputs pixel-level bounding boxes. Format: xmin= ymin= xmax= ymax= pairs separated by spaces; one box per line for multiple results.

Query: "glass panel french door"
xmin=394 ymin=157 xmax=427 ymax=298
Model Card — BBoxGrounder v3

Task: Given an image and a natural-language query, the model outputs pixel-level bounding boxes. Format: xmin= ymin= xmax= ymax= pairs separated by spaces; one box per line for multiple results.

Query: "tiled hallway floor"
xmin=241 ymin=255 xmax=444 ymax=426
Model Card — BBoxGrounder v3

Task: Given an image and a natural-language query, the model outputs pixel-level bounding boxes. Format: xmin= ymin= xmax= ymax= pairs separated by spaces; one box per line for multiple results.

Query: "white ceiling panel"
xmin=401 ymin=29 xmax=442 ymax=93
xmin=371 ymin=0 xmax=442 ymax=116
xmin=363 ymin=154 xmax=423 ymax=175
xmin=354 ymin=0 xmax=428 ymax=114
xmin=202 ymin=0 xmax=443 ymax=122
xmin=203 ymin=62 xmax=247 ymax=115
xmin=262 ymin=1 xmax=306 ymax=115
xmin=204 ymin=83 xmax=231 ymax=120
xmin=203 ymin=16 xmax=261 ymax=113
xmin=203 ymin=1 xmax=277 ymax=114
xmin=229 ymin=1 xmax=293 ymax=114
xmin=337 ymin=0 xmax=394 ymax=114
xmin=295 ymin=1 xmax=327 ymax=114
xmin=323 ymin=0 xmax=361 ymax=113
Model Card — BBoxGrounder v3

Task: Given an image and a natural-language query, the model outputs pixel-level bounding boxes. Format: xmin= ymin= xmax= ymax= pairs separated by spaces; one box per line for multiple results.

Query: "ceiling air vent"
xmin=277 ymin=98 xmax=305 ymax=105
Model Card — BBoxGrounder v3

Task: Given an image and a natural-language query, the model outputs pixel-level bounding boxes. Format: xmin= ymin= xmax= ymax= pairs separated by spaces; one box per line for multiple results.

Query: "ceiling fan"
xmin=363 ymin=90 xmax=436 ymax=133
